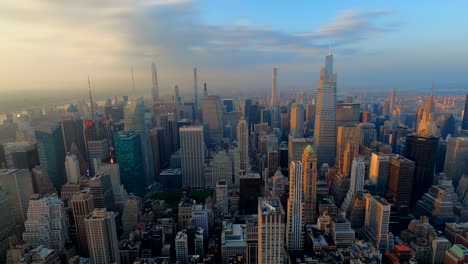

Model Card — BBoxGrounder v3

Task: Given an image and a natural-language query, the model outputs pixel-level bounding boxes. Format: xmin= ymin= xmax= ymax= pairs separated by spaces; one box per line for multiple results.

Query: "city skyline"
xmin=1 ymin=0 xmax=468 ymax=97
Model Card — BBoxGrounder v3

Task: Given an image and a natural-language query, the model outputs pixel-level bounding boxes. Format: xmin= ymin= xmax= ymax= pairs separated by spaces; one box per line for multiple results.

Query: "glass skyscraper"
xmin=114 ymin=132 xmax=145 ymax=196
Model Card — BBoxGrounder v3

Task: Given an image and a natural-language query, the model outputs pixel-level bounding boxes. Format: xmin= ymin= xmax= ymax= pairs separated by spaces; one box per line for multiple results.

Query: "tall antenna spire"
xmin=88 ymin=75 xmax=95 ymax=120
xmin=328 ymin=40 xmax=333 ymax=55
xmin=131 ymin=66 xmax=135 ymax=95
xmin=151 ymin=62 xmax=159 ymax=101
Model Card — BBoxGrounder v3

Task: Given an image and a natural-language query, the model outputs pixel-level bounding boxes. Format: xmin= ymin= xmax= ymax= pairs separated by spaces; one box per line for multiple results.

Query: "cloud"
xmin=0 ymin=0 xmax=402 ymax=94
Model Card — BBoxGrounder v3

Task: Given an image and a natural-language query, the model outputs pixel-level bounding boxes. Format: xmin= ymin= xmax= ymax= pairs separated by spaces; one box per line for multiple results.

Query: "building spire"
xmin=88 ymin=75 xmax=95 ymax=120
xmin=131 ymin=66 xmax=135 ymax=95
xmin=151 ymin=62 xmax=159 ymax=101
xmin=328 ymin=40 xmax=333 ymax=55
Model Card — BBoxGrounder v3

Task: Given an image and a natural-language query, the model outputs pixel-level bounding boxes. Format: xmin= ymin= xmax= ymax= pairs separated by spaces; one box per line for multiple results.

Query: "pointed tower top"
xmin=328 ymin=40 xmax=333 ymax=55
xmin=88 ymin=75 xmax=95 ymax=120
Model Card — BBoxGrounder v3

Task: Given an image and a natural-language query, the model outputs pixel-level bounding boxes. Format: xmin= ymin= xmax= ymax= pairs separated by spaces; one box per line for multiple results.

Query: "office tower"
xmin=462 ymin=94 xmax=468 ymax=131
xmin=361 ymin=111 xmax=372 ymax=123
xmin=440 ymin=114 xmax=456 ymax=139
xmin=203 ymin=95 xmax=224 ymax=145
xmin=30 ymin=166 xmax=56 ymax=195
xmin=69 ymin=189 xmax=94 ymax=257
xmin=237 ymin=118 xmax=249 ymax=172
xmin=10 ymin=245 xmax=61 ymax=264
xmin=405 ymin=134 xmax=438 ymax=206
xmin=0 ymin=169 xmax=33 ymax=233
xmin=175 ymin=230 xmax=188 ymax=263
xmin=221 ymin=223 xmax=247 ymax=263
xmin=88 ymin=172 xmax=115 ymax=211
xmin=215 ymin=179 xmax=228 ymax=215
xmin=286 ymin=161 xmax=304 ymax=250
xmin=270 ymin=67 xmax=279 ymax=107
xmin=288 ymin=136 xmax=312 ymax=165
xmin=389 ymin=88 xmax=397 ymax=115
xmin=261 ymin=109 xmax=272 ymax=126
xmin=314 ymin=49 xmax=337 ymax=167
xmin=60 ymin=118 xmax=87 ymax=163
xmin=336 ymin=125 xmax=360 ymax=174
xmin=331 ymin=215 xmax=355 ymax=248
xmin=445 ymin=137 xmax=468 ymax=188
xmin=417 ymin=93 xmax=439 ymax=136
xmin=122 ymin=195 xmax=142 ymax=236
xmin=342 ymin=157 xmax=365 ymax=212
xmin=240 ymin=173 xmax=261 ymax=214
xmin=302 ymin=145 xmax=318 ymax=224
xmin=65 ymin=153 xmax=81 ymax=184
xmin=290 ymin=103 xmax=304 ymax=138
xmin=223 ymin=98 xmax=234 ymax=113
xmin=258 ymin=197 xmax=285 ymax=264
xmin=85 ymin=209 xmax=119 ymax=264
xmin=151 ymin=62 xmax=159 ymax=102
xmin=305 ymin=104 xmax=315 ymax=135
xmin=208 ymin=150 xmax=231 ymax=189
xmin=362 ymin=195 xmax=391 ymax=252
xmin=23 ymin=193 xmax=69 ymax=252
xmin=180 ymin=126 xmax=205 ymax=189
xmin=387 ymin=155 xmax=415 ymax=207
xmin=369 ymin=152 xmax=390 ymax=195
xmin=336 ymin=103 xmax=360 ymax=126
xmin=114 ymin=132 xmax=145 ymax=196
xmin=192 ymin=204 xmax=209 ymax=238
xmin=0 ymin=186 xmax=16 ymax=264
xmin=84 ymin=119 xmax=109 ymax=174
xmin=266 ymin=150 xmax=279 ymax=178
xmin=358 ymin=122 xmax=377 ymax=146
xmin=193 ymin=68 xmax=198 ymax=120
xmin=457 ymin=175 xmax=468 ymax=205
xmin=1 ymin=142 xmax=39 ymax=171
xmin=124 ymin=97 xmax=145 ymax=133
xmin=149 ymin=127 xmax=166 ymax=174
xmin=98 ymin=163 xmax=128 ymax=212
xmin=104 ymin=104 xmax=124 ymax=121
xmin=34 ymin=121 xmax=66 ymax=189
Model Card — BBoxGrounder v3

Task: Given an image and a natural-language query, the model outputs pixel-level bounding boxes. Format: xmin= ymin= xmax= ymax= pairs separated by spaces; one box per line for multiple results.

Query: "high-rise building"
xmin=122 ymin=195 xmax=142 ymax=236
xmin=258 ymin=197 xmax=285 ymax=264
xmin=206 ymin=150 xmax=232 ymax=189
xmin=203 ymin=95 xmax=224 ymax=145
xmin=223 ymin=99 xmax=234 ymax=113
xmin=387 ymin=155 xmax=415 ymax=207
xmin=444 ymin=137 xmax=468 ymax=188
xmin=389 ymin=88 xmax=397 ymax=116
xmin=0 ymin=169 xmax=33 ymax=233
xmin=180 ymin=126 xmax=205 ymax=189
xmin=461 ymin=94 xmax=468 ymax=131
xmin=65 ymin=153 xmax=81 ymax=184
xmin=114 ymin=132 xmax=145 ymax=196
xmin=305 ymin=104 xmax=315 ymax=135
xmin=84 ymin=119 xmax=109 ymax=174
xmin=314 ymin=49 xmax=337 ymax=167
xmin=193 ymin=68 xmax=199 ymax=121
xmin=405 ymin=134 xmax=438 ymax=206
xmin=286 ymin=161 xmax=304 ymax=250
xmin=362 ymin=195 xmax=391 ymax=252
xmin=31 ymin=166 xmax=56 ymax=195
xmin=342 ymin=157 xmax=365 ymax=213
xmin=302 ymin=145 xmax=318 ymax=224
xmin=240 ymin=173 xmax=261 ymax=214
xmin=290 ymin=103 xmax=304 ymax=138
xmin=358 ymin=122 xmax=377 ymax=146
xmin=23 ymin=193 xmax=69 ymax=252
xmin=270 ymin=67 xmax=279 ymax=107
xmin=336 ymin=103 xmax=360 ymax=127
xmin=0 ymin=186 xmax=16 ymax=263
xmin=288 ymin=136 xmax=312 ymax=165
xmin=175 ymin=230 xmax=188 ymax=264
xmin=69 ymin=189 xmax=95 ymax=257
xmin=369 ymin=152 xmax=390 ymax=195
xmin=151 ymin=62 xmax=159 ymax=102
xmin=1 ymin=142 xmax=39 ymax=171
xmin=88 ymin=172 xmax=115 ymax=211
xmin=192 ymin=204 xmax=209 ymax=238
xmin=336 ymin=125 xmax=360 ymax=174
xmin=417 ymin=93 xmax=439 ymax=136
xmin=221 ymin=223 xmax=247 ymax=263
xmin=34 ymin=121 xmax=66 ymax=189
xmin=60 ymin=118 xmax=87 ymax=163
xmin=237 ymin=118 xmax=249 ymax=172
xmin=331 ymin=215 xmax=355 ymax=248
xmin=85 ymin=209 xmax=119 ymax=264
xmin=215 ymin=179 xmax=228 ymax=215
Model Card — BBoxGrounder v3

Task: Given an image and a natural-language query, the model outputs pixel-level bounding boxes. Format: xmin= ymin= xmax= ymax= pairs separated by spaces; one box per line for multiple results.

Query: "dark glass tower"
xmin=114 ymin=132 xmax=145 ymax=196
xmin=462 ymin=94 xmax=468 ymax=130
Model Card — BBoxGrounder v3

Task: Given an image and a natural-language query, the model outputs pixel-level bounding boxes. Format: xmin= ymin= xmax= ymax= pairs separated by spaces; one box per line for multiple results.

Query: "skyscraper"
xmin=258 ymin=197 xmax=285 ymax=264
xmin=88 ymin=172 xmax=115 ymax=211
xmin=240 ymin=173 xmax=261 ymax=214
xmin=69 ymin=189 xmax=94 ymax=257
xmin=151 ymin=62 xmax=159 ymax=102
xmin=270 ymin=67 xmax=279 ymax=107
xmin=180 ymin=126 xmax=205 ymax=189
xmin=389 ymin=88 xmax=397 ymax=117
xmin=314 ymin=49 xmax=337 ymax=167
xmin=194 ymin=67 xmax=198 ymax=121
xmin=302 ymin=145 xmax=318 ymax=224
xmin=286 ymin=161 xmax=304 ymax=250
xmin=124 ymin=97 xmax=145 ymax=133
xmin=342 ymin=157 xmax=365 ymax=212
xmin=202 ymin=95 xmax=224 ymax=145
xmin=462 ymin=94 xmax=468 ymax=131
xmin=84 ymin=119 xmax=109 ymax=174
xmin=85 ymin=209 xmax=119 ymax=264
xmin=237 ymin=118 xmax=249 ymax=172
xmin=114 ymin=132 xmax=145 ymax=196
xmin=417 ymin=93 xmax=438 ymax=136
xmin=362 ymin=195 xmax=391 ymax=252
xmin=34 ymin=121 xmax=66 ymax=189
xmin=60 ymin=117 xmax=87 ymax=165
xmin=175 ymin=230 xmax=188 ymax=264
xmin=369 ymin=152 xmax=390 ymax=195
xmin=336 ymin=103 xmax=360 ymax=127
xmin=405 ymin=134 xmax=438 ymax=206
xmin=23 ymin=193 xmax=69 ymax=252
xmin=387 ymin=155 xmax=415 ymax=207
xmin=0 ymin=186 xmax=16 ymax=263
xmin=290 ymin=103 xmax=304 ymax=138
xmin=336 ymin=125 xmax=360 ymax=175
xmin=122 ymin=195 xmax=142 ymax=236
xmin=358 ymin=122 xmax=377 ymax=146
xmin=444 ymin=137 xmax=468 ymax=188
xmin=65 ymin=153 xmax=81 ymax=184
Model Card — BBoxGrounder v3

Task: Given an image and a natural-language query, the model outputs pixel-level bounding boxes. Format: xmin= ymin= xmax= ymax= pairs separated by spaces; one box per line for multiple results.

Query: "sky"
xmin=1 ymin=0 xmax=468 ymax=98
